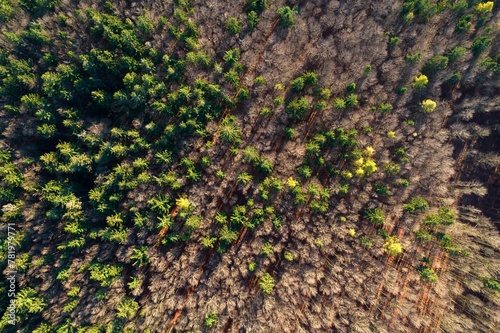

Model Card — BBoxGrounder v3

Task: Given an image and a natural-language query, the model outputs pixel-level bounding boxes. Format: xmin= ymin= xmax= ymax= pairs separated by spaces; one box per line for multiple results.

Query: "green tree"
xmin=226 ymin=18 xmax=241 ymax=35
xmin=277 ymin=6 xmax=297 ymax=28
xmin=419 ymin=266 xmax=438 ymax=283
xmin=116 ymin=298 xmax=139 ymax=319
xmin=220 ymin=116 xmax=242 ymax=145
xmin=131 ymin=246 xmax=150 ymax=267
xmin=365 ymin=208 xmax=385 ymax=225
xmin=259 ymin=272 xmax=275 ymax=294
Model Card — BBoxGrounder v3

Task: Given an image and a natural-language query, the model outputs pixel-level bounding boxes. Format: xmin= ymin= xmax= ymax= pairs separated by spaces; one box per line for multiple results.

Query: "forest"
xmin=0 ymin=0 xmax=499 ymax=332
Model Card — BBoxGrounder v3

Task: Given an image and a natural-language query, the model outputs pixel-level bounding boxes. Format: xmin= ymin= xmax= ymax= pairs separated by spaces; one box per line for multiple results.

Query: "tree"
xmin=365 ymin=208 xmax=385 ymax=225
xmin=116 ymin=298 xmax=139 ymax=319
xmin=259 ymin=272 xmax=275 ymax=294
xmin=220 ymin=116 xmax=242 ymax=145
xmin=205 ymin=313 xmax=218 ymax=328
xmin=475 ymin=2 xmax=494 ymax=14
xmin=421 ymin=99 xmax=436 ymax=113
xmin=383 ymin=236 xmax=403 ymax=256
xmin=16 ymin=287 xmax=46 ymax=314
xmin=285 ymin=97 xmax=310 ymax=120
xmin=130 ymin=246 xmax=149 ymax=267
xmin=412 ymin=74 xmax=428 ymax=89
xmin=423 ymin=55 xmax=448 ymax=74
xmin=471 ymin=35 xmax=492 ymax=56
xmin=226 ymin=18 xmax=241 ymax=35
xmin=419 ymin=266 xmax=438 ymax=283
xmin=277 ymin=6 xmax=297 ymax=28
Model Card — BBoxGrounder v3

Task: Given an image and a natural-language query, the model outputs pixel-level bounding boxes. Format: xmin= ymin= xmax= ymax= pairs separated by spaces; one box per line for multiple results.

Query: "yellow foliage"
xmin=286 ymin=177 xmax=299 ymax=188
xmin=387 ymin=131 xmax=396 ymax=139
xmin=421 ymin=99 xmax=437 ymax=113
xmin=176 ymin=197 xmax=191 ymax=210
xmin=383 ymin=236 xmax=403 ymax=256
xmin=364 ymin=146 xmax=375 ymax=156
xmin=412 ymin=74 xmax=428 ymax=89
xmin=348 ymin=228 xmax=356 ymax=237
xmin=363 ymin=158 xmax=377 ymax=175
xmin=354 ymin=157 xmax=364 ymax=167
xmin=355 ymin=167 xmax=365 ymax=177
xmin=476 ymin=2 xmax=494 ymax=14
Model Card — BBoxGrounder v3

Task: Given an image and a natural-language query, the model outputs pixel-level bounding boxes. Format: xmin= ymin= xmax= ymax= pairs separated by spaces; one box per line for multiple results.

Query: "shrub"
xmin=284 ymin=250 xmax=294 ymax=261
xmin=364 ymin=65 xmax=372 ymax=74
xmin=277 ymin=6 xmax=297 ymax=28
xmin=290 ymin=76 xmax=305 ymax=91
xmin=226 ymin=17 xmax=241 ymax=35
xmin=421 ymin=99 xmax=436 ymax=113
xmin=259 ymin=272 xmax=275 ymax=294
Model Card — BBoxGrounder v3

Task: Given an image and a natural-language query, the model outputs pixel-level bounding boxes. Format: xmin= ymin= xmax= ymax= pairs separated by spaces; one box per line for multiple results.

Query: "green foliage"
xmin=424 ymin=207 xmax=456 ymax=227
xmin=226 ymin=17 xmax=241 ymax=35
xmin=131 ymin=246 xmax=150 ymax=267
xmin=116 ymin=298 xmax=139 ymax=319
xmin=403 ymin=196 xmax=429 ymax=213
xmin=16 ymin=287 xmax=46 ymax=314
xmin=248 ymin=261 xmax=257 ymax=272
xmin=248 ymin=0 xmax=268 ymax=12
xmin=483 ymin=277 xmax=500 ymax=291
xmin=220 ymin=116 xmax=242 ymax=145
xmin=87 ymin=263 xmax=123 ymax=287
xmin=448 ymin=46 xmax=466 ymax=62
xmin=384 ymin=161 xmax=401 ymax=175
xmin=406 ymin=51 xmax=422 ymax=64
xmin=420 ymin=99 xmax=437 ymax=113
xmin=388 ymin=36 xmax=400 ymax=48
xmin=419 ymin=266 xmax=438 ymax=283
xmin=284 ymin=250 xmax=294 ymax=261
xmin=0 ymin=0 xmax=13 ymax=22
xmin=456 ymin=14 xmax=473 ymax=33
xmin=277 ymin=5 xmax=297 ymax=28
xmin=471 ymin=35 xmax=492 ymax=56
xmin=205 ymin=313 xmax=218 ymax=328
xmin=423 ymin=55 xmax=448 ymax=74
xmin=285 ymin=97 xmax=311 ymax=120
xmin=365 ymin=208 xmax=385 ymax=225
xmin=345 ymin=94 xmax=359 ymax=107
xmin=333 ymin=98 xmax=346 ymax=109
xmin=260 ymin=241 xmax=274 ymax=256
xmin=259 ymin=272 xmax=275 ymax=294
xmin=247 ymin=11 xmax=260 ymax=30
xmin=19 ymin=0 xmax=61 ymax=13
xmin=360 ymin=236 xmax=373 ymax=249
